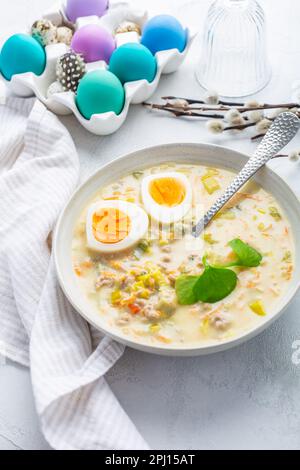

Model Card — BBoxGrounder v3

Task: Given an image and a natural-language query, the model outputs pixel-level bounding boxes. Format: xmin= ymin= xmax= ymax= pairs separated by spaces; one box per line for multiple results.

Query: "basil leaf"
xmin=194 ymin=266 xmax=237 ymax=304
xmin=227 ymin=238 xmax=262 ymax=267
xmin=175 ymin=276 xmax=199 ymax=305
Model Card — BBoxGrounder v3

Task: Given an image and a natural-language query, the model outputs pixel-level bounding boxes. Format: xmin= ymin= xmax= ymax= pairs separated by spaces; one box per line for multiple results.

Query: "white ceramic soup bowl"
xmin=54 ymin=143 xmax=300 ymax=356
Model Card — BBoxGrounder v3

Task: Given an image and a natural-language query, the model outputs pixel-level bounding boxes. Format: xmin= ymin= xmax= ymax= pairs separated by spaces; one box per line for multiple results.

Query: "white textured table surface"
xmin=1 ymin=0 xmax=300 ymax=450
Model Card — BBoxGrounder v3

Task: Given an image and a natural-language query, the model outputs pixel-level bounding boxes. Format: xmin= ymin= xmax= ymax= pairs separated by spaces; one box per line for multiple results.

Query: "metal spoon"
xmin=192 ymin=112 xmax=300 ymax=237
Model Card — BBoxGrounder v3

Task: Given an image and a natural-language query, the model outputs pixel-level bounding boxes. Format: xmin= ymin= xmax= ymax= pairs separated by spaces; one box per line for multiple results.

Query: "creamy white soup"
xmin=72 ymin=163 xmax=294 ymax=348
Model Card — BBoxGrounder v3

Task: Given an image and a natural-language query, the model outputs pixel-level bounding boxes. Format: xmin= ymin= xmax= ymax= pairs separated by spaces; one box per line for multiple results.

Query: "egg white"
xmin=141 ymin=172 xmax=192 ymax=224
xmin=86 ymin=200 xmax=149 ymax=253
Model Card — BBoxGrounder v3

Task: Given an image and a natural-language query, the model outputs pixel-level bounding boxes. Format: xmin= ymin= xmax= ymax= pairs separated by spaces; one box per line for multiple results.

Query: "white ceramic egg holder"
xmin=0 ymin=1 xmax=193 ymax=135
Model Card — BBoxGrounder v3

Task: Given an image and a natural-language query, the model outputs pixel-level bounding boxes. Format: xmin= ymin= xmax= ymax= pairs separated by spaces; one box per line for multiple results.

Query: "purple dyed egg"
xmin=66 ymin=0 xmax=109 ymax=23
xmin=71 ymin=24 xmax=115 ymax=63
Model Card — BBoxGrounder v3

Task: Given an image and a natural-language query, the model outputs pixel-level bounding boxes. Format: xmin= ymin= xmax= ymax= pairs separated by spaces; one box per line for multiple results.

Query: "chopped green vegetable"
xmin=133 ymin=171 xmax=143 ymax=180
xmin=133 ymin=249 xmax=142 ymax=260
xmin=138 ymin=239 xmax=151 ymax=253
xmin=282 ymin=251 xmax=292 ymax=263
xmin=203 ymin=233 xmax=218 ymax=245
xmin=149 ymin=324 xmax=161 ymax=334
xmin=200 ymin=317 xmax=210 ymax=336
xmin=214 ymin=208 xmax=236 ymax=220
xmin=258 ymin=223 xmax=266 ymax=232
xmin=249 ymin=300 xmax=266 ymax=316
xmin=130 ymin=278 xmax=151 ymax=299
xmin=202 ymin=176 xmax=221 ymax=195
xmin=226 ymin=239 xmax=263 ymax=268
xmin=203 ymin=168 xmax=219 ymax=178
xmin=269 ymin=206 xmax=282 ymax=221
xmin=257 ymin=208 xmax=266 ymax=215
xmin=217 ymin=209 xmax=236 ymax=220
xmin=139 ymin=268 xmax=167 ymax=288
xmin=111 ymin=290 xmax=121 ymax=305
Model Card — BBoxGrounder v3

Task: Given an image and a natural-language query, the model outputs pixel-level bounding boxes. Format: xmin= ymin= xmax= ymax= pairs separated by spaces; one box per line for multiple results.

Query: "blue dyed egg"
xmin=0 ymin=34 xmax=46 ymax=81
xmin=109 ymin=43 xmax=157 ymax=84
xmin=141 ymin=15 xmax=187 ymax=56
xmin=76 ymin=70 xmax=125 ymax=120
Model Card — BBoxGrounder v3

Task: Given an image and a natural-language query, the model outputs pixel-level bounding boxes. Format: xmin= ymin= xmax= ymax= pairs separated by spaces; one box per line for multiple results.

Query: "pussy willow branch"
xmin=144 ymin=96 xmax=300 ymax=142
xmin=144 ymin=104 xmax=259 ymax=130
xmin=162 ymin=96 xmax=245 ymax=106
xmin=160 ymin=101 xmax=300 ymax=114
xmin=224 ymin=121 xmax=256 ymax=131
xmin=161 ymin=96 xmax=300 ymax=113
xmin=143 ymin=103 xmax=224 ymax=119
xmin=252 ymin=133 xmax=265 ymax=141
xmin=144 ymin=102 xmax=300 ymax=123
xmin=272 ymin=154 xmax=288 ymax=159
xmin=188 ymin=104 xmax=298 ymax=113
xmin=191 ymin=103 xmax=299 ymax=113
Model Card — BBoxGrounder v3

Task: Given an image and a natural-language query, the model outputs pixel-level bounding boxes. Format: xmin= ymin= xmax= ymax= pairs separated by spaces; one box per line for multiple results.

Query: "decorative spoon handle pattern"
xmin=193 ymin=112 xmax=300 ymax=237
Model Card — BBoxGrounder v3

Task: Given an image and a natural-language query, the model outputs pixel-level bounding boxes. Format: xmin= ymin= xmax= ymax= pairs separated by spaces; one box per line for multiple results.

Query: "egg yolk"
xmin=92 ymin=208 xmax=131 ymax=244
xmin=149 ymin=178 xmax=186 ymax=207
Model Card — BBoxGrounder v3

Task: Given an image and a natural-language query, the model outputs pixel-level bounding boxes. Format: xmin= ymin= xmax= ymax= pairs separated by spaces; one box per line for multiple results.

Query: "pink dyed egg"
xmin=71 ymin=24 xmax=115 ymax=63
xmin=66 ymin=0 xmax=109 ymax=23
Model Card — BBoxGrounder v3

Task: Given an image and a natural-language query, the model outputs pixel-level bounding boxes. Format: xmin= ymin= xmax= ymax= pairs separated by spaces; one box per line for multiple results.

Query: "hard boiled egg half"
xmin=141 ymin=172 xmax=192 ymax=224
xmin=86 ymin=200 xmax=149 ymax=253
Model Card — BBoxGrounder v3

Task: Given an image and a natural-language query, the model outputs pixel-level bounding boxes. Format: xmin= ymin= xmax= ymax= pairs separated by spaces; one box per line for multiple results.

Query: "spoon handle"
xmin=192 ymin=112 xmax=300 ymax=238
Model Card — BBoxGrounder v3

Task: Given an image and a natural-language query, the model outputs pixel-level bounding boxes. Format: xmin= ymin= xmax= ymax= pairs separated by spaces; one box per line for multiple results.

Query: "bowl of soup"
xmin=54 ymin=143 xmax=300 ymax=356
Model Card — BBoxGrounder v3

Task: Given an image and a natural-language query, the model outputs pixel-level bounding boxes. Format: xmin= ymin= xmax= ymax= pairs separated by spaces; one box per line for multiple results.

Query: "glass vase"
xmin=196 ymin=0 xmax=271 ymax=97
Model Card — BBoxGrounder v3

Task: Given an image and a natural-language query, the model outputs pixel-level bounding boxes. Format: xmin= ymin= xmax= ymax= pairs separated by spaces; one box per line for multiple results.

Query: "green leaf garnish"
xmin=175 ymin=239 xmax=262 ymax=306
xmin=176 ymin=259 xmax=237 ymax=306
xmin=194 ymin=265 xmax=237 ymax=304
xmin=175 ymin=276 xmax=199 ymax=305
xmin=229 ymin=239 xmax=262 ymax=267
xmin=226 ymin=239 xmax=263 ymax=267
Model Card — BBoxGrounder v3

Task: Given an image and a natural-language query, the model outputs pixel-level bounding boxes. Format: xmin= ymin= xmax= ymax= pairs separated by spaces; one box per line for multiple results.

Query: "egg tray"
xmin=0 ymin=1 xmax=193 ymax=135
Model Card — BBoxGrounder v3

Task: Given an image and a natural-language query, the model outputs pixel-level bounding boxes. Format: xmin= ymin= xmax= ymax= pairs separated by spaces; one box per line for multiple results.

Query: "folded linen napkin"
xmin=0 ymin=97 xmax=148 ymax=450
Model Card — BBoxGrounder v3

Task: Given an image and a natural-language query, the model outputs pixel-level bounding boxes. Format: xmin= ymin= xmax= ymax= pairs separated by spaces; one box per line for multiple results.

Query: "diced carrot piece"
xmin=128 ymin=303 xmax=141 ymax=315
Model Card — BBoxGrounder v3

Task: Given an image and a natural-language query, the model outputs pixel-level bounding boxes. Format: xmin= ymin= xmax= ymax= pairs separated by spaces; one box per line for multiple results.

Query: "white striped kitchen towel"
xmin=0 ymin=96 xmax=148 ymax=450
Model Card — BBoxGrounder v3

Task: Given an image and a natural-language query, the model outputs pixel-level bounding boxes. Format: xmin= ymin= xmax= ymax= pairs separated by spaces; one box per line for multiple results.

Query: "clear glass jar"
xmin=196 ymin=0 xmax=271 ymax=97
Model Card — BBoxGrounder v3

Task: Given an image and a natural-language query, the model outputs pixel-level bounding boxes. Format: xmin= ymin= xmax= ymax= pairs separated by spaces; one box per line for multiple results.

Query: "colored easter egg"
xmin=76 ymin=69 xmax=125 ymax=119
xmin=0 ymin=34 xmax=46 ymax=81
xmin=141 ymin=15 xmax=187 ymax=56
xmin=109 ymin=43 xmax=157 ymax=84
xmin=71 ymin=24 xmax=115 ymax=63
